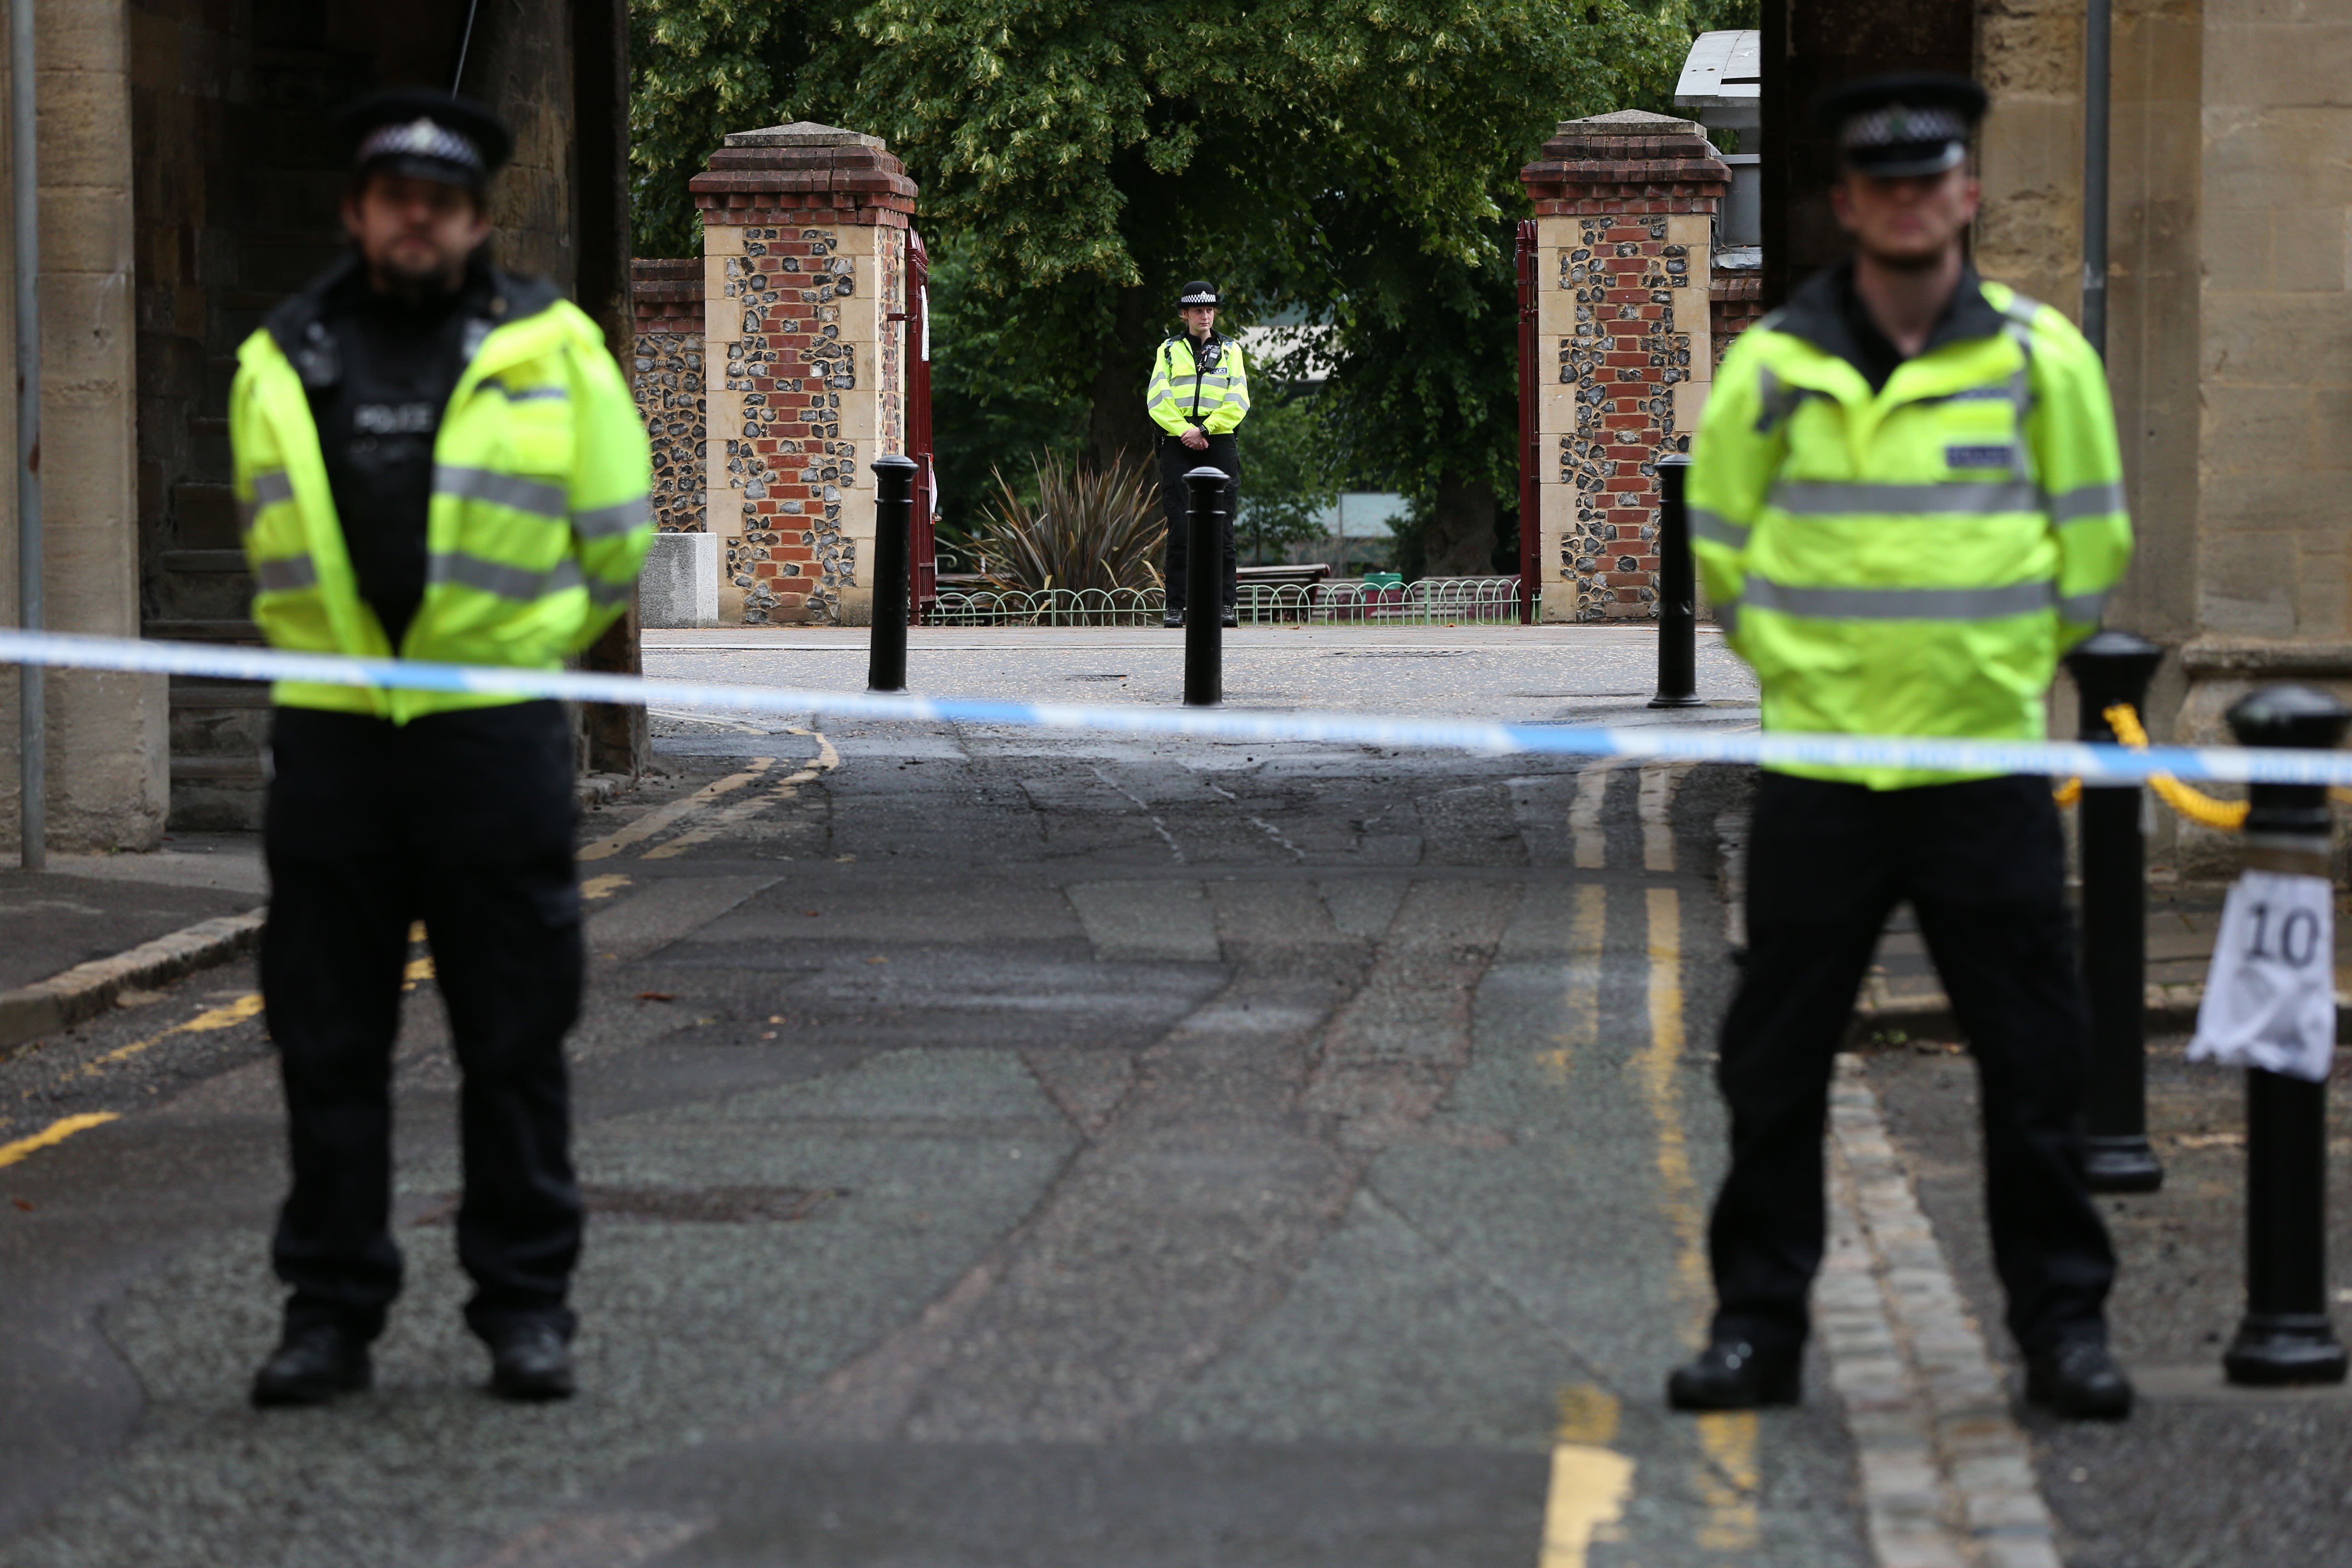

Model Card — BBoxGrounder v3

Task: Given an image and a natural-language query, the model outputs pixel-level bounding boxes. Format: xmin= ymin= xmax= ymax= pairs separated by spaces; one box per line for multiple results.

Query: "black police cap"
xmin=1177 ymin=280 xmax=1222 ymax=309
xmin=338 ymin=89 xmax=513 ymax=189
xmin=1813 ymin=73 xmax=1988 ymax=177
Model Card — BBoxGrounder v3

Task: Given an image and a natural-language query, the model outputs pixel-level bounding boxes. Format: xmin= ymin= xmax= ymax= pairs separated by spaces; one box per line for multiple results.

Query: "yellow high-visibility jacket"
xmin=230 ymin=261 xmax=653 ymax=722
xmin=1146 ymin=332 xmax=1250 ymax=437
xmin=1689 ymin=265 xmax=2133 ymax=788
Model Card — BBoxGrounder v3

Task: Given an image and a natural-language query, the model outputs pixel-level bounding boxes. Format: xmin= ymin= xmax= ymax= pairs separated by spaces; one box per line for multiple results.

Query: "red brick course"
xmin=1522 ymin=118 xmax=1727 ymax=622
xmin=1710 ymin=273 xmax=1767 ymax=369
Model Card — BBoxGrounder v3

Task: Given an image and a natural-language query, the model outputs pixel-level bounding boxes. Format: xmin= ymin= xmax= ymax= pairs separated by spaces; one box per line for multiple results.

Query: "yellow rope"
xmin=2102 ymin=703 xmax=2250 ymax=830
xmin=2038 ymin=706 xmax=2349 ymax=823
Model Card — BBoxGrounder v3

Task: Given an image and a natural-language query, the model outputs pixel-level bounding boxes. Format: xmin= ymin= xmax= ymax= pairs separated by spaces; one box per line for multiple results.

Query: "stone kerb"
xmin=692 ymin=124 xmax=918 ymax=625
xmin=1521 ymin=111 xmax=1729 ymax=622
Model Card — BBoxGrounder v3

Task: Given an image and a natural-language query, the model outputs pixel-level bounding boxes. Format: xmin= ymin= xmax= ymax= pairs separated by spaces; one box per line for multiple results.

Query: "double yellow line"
xmin=1 ymin=991 xmax=269 ymax=1171
xmin=1540 ymin=764 xmax=1756 ymax=1566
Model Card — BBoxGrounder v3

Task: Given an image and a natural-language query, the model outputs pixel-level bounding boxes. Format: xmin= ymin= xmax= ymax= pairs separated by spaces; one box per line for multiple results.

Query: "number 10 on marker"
xmin=2190 ymin=869 xmax=2337 ymax=1083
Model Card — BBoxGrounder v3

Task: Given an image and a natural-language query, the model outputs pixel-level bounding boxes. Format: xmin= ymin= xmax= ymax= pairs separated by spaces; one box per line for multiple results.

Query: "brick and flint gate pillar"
xmin=1519 ymin=112 xmax=1729 ymax=622
xmin=691 ymin=124 xmax=918 ymax=624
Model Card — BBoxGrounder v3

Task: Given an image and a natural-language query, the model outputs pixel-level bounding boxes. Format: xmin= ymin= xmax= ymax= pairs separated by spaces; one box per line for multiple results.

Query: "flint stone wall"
xmin=631 ymin=258 xmax=707 ymax=534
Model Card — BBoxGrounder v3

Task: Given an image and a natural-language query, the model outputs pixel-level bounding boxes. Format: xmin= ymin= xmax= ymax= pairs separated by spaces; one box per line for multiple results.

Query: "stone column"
xmin=1519 ymin=112 xmax=1729 ymax=623
xmin=691 ymin=123 xmax=916 ymax=625
xmin=0 ymin=0 xmax=165 ymax=851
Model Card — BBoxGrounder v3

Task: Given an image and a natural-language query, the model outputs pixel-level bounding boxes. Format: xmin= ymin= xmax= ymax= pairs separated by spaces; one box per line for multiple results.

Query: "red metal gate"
xmin=905 ymin=229 xmax=938 ymax=621
xmin=1514 ymin=218 xmax=1539 ymax=626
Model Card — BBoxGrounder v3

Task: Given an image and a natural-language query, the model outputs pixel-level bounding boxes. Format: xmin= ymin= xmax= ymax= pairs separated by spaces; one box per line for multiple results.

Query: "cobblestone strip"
xmin=1820 ymin=1057 xmax=2063 ymax=1568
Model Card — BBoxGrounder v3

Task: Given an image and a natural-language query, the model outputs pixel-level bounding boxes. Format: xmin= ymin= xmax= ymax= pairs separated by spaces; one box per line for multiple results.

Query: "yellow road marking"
xmin=1637 ymin=760 xmax=1697 ymax=873
xmin=1640 ymin=887 xmax=1707 ymax=1318
xmin=1539 ymin=1445 xmax=1637 ymax=1568
xmin=643 ymin=730 xmax=837 ymax=862
xmin=582 ymin=873 xmax=632 ymax=900
xmin=1554 ymin=1383 xmax=1621 ymax=1446
xmin=0 ymin=1112 xmax=119 ymax=1169
xmin=1537 ymin=884 xmax=1606 ymax=1081
xmin=83 ymin=993 xmax=265 ymax=1075
xmin=1643 ymin=884 xmax=1760 ymax=1553
xmin=1537 ymin=895 xmax=1634 ymax=1566
xmin=1568 ymin=758 xmax=1634 ymax=870
xmin=578 ymin=761 xmax=776 ymax=862
xmin=1695 ymin=1411 xmax=1762 ymax=1550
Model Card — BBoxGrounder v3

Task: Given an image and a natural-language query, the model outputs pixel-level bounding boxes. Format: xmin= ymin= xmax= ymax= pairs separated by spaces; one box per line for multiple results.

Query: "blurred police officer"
xmin=1671 ymin=75 xmax=2136 ymax=1419
xmin=1148 ymin=281 xmax=1251 ymax=627
xmin=235 ymin=90 xmax=653 ymax=1406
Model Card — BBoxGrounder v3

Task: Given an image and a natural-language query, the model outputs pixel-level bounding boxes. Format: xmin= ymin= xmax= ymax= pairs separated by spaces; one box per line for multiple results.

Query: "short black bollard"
xmin=2066 ymin=630 xmax=2167 ymax=1192
xmin=867 ymin=454 xmax=918 ymax=694
xmin=1648 ymin=455 xmax=1703 ymax=709
xmin=2222 ymin=683 xmax=2351 ymax=1387
xmin=1182 ymin=465 xmax=1226 ymax=706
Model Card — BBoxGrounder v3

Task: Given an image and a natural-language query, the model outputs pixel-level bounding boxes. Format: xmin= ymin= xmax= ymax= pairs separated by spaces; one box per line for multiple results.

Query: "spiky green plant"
xmin=960 ymin=452 xmax=1165 ymax=594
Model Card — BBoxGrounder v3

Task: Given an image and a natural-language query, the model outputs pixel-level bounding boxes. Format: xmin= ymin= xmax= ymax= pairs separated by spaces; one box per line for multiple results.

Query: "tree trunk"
xmin=1087 ymin=285 xmax=1161 ymax=474
xmin=1422 ymin=472 xmax=1499 ymax=577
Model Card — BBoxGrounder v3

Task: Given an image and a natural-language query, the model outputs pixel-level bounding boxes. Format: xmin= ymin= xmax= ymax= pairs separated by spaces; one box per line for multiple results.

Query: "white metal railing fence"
xmin=927 ymin=577 xmax=1531 ymax=627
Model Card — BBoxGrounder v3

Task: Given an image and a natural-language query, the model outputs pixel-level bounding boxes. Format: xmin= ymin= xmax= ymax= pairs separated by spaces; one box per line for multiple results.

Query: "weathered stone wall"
xmin=691 ymin=126 xmax=914 ymax=625
xmin=632 ymin=258 xmax=706 ymax=534
xmin=0 ymin=0 xmax=169 ymax=853
xmin=1521 ymin=113 xmax=1727 ymax=622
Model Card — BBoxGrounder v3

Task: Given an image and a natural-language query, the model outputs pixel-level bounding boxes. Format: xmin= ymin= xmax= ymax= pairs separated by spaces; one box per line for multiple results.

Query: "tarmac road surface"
xmin=2 ymin=630 xmax=2344 ymax=1566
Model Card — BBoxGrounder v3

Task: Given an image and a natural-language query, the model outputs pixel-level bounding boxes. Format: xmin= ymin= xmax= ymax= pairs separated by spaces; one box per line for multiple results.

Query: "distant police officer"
xmin=1148 ymin=281 xmax=1251 ymax=627
xmin=235 ymin=90 xmax=653 ymax=1406
xmin=1670 ymin=75 xmax=2136 ymax=1419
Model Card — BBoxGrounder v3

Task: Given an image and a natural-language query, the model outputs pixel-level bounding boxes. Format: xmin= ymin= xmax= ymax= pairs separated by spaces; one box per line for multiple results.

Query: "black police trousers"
xmin=1160 ymin=431 xmax=1239 ymax=612
xmin=1708 ymin=772 xmax=2117 ymax=1358
xmin=262 ymin=700 xmax=584 ymax=1343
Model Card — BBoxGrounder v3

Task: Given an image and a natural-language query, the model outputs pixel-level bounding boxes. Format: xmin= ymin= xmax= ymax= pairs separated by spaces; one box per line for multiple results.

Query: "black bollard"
xmin=1648 ymin=455 xmax=1703 ymax=709
xmin=867 ymin=454 xmax=918 ymax=694
xmin=2221 ymin=684 xmax=2351 ymax=1387
xmin=1182 ymin=465 xmax=1226 ymax=706
xmin=2066 ymin=631 xmax=2167 ymax=1192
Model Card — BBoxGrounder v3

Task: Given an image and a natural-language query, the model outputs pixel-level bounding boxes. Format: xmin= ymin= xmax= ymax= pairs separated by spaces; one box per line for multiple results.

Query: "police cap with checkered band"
xmin=1176 ymin=280 xmax=1223 ymax=309
xmin=337 ymin=89 xmax=513 ymax=191
xmin=1814 ymin=73 xmax=1988 ymax=178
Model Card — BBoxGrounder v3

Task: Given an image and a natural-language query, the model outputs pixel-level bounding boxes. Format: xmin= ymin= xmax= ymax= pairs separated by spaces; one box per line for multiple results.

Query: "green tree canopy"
xmin=632 ymin=0 xmax=1753 ymax=538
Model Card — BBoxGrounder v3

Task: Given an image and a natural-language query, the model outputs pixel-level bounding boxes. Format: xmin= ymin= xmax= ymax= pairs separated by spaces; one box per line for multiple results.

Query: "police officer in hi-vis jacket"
xmin=1668 ymin=74 xmax=2136 ymax=1421
xmin=1147 ymin=281 xmax=1251 ymax=627
xmin=233 ymin=89 xmax=652 ymax=1407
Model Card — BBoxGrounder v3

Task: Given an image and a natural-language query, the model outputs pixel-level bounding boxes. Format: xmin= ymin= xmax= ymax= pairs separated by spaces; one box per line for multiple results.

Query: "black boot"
xmin=2024 ymin=1339 xmax=2133 ymax=1420
xmin=1666 ymin=1339 xmax=1801 ymax=1410
xmin=1163 ymin=607 xmax=1185 ymax=628
xmin=1219 ymin=605 xmax=1238 ymax=628
xmin=251 ymin=1321 xmax=372 ymax=1408
xmin=487 ymin=1321 xmax=576 ymax=1401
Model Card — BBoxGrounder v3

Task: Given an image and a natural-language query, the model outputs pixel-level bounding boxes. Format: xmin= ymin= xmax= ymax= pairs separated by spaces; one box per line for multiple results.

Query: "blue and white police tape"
xmin=3 ymin=627 xmax=2349 ymax=787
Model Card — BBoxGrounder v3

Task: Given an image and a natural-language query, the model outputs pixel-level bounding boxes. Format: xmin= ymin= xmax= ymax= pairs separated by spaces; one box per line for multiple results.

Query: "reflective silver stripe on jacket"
xmin=491 ymin=383 xmax=568 ymax=402
xmin=1716 ymin=601 xmax=1739 ymax=634
xmin=1768 ymin=478 xmax=2044 ymax=516
xmin=240 ymin=469 xmax=295 ymax=533
xmin=1688 ymin=506 xmax=1745 ymax=546
xmin=2058 ymin=588 xmax=2112 ymax=624
xmin=252 ymin=554 xmax=319 ymax=593
xmin=433 ymin=464 xmax=567 ymax=520
xmin=587 ymin=576 xmax=633 ymax=608
xmin=573 ymin=494 xmax=651 ymax=539
xmin=429 ymin=552 xmax=586 ymax=601
xmin=2048 ymin=480 xmax=2127 ymax=524
xmin=1742 ymin=576 xmax=2057 ymax=621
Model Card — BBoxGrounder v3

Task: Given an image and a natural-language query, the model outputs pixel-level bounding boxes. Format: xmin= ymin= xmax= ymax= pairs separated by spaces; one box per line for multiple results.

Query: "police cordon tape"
xmin=8 ymin=627 xmax=2352 ymax=789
